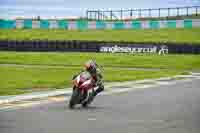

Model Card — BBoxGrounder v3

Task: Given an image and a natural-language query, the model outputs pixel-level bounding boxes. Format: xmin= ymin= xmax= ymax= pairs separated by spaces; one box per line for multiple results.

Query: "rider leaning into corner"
xmin=76 ymin=60 xmax=104 ymax=104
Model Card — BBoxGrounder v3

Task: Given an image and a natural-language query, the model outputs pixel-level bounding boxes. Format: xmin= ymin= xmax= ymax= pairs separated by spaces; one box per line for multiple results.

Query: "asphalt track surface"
xmin=0 ymin=78 xmax=200 ymax=133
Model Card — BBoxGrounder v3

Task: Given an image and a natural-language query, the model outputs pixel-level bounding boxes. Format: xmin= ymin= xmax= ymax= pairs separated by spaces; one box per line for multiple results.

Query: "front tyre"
xmin=82 ymin=101 xmax=88 ymax=108
xmin=68 ymin=88 xmax=81 ymax=109
xmin=81 ymin=91 xmax=94 ymax=108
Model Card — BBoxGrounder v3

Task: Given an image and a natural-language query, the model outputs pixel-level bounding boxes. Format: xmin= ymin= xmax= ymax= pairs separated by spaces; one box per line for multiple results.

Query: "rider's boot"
xmin=87 ymin=86 xmax=104 ymax=105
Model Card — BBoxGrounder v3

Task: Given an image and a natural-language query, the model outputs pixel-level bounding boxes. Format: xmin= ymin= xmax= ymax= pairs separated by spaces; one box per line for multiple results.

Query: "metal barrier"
xmin=86 ymin=6 xmax=200 ymax=20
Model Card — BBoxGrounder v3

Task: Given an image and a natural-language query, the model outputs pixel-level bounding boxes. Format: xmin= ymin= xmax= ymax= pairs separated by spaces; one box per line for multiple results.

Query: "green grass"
xmin=0 ymin=66 xmax=184 ymax=96
xmin=0 ymin=52 xmax=200 ymax=70
xmin=0 ymin=28 xmax=200 ymax=44
xmin=0 ymin=52 xmax=199 ymax=96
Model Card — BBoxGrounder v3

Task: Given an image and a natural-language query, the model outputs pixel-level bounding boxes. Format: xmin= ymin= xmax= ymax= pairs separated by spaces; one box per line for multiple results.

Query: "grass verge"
xmin=0 ymin=66 xmax=185 ymax=96
xmin=0 ymin=52 xmax=200 ymax=70
xmin=0 ymin=28 xmax=200 ymax=44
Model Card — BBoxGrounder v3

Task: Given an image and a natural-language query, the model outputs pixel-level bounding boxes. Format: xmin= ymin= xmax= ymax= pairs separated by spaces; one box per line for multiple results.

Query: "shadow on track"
xmin=65 ymin=105 xmax=105 ymax=112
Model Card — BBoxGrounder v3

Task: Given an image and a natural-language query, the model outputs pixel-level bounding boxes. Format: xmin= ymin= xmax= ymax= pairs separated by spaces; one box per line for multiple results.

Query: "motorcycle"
xmin=68 ymin=71 xmax=96 ymax=109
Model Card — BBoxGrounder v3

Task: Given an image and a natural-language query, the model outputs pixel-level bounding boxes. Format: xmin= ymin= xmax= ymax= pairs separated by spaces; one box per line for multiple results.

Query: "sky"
xmin=0 ymin=0 xmax=200 ymax=19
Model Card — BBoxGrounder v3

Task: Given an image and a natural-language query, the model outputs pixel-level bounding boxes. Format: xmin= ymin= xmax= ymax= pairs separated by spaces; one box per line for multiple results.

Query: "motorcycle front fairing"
xmin=79 ymin=78 xmax=94 ymax=91
xmin=69 ymin=71 xmax=98 ymax=108
xmin=73 ymin=71 xmax=95 ymax=91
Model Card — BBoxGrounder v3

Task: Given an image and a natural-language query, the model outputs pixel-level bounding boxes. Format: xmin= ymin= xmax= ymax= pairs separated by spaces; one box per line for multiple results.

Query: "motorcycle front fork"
xmin=81 ymin=90 xmax=94 ymax=104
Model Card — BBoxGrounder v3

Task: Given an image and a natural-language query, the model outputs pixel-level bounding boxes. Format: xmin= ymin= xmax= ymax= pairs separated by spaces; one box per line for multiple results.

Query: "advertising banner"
xmin=99 ymin=44 xmax=169 ymax=55
xmin=0 ymin=40 xmax=200 ymax=54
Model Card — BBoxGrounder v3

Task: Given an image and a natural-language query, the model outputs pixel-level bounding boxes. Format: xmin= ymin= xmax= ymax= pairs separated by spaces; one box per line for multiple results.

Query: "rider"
xmin=83 ymin=60 xmax=104 ymax=104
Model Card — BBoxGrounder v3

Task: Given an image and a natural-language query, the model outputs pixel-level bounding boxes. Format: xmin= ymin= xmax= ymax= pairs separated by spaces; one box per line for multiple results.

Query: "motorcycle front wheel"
xmin=81 ymin=90 xmax=94 ymax=108
xmin=68 ymin=88 xmax=81 ymax=109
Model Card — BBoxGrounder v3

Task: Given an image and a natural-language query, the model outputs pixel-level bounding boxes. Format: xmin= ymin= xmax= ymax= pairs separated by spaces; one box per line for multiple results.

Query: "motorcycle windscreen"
xmin=80 ymin=71 xmax=91 ymax=80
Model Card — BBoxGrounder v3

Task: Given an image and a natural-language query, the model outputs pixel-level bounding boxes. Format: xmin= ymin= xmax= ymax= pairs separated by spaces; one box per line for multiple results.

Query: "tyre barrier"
xmin=0 ymin=40 xmax=200 ymax=54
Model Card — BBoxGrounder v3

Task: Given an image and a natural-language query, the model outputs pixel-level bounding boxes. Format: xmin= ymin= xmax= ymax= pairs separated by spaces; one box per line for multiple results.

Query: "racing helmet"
xmin=84 ymin=60 xmax=97 ymax=74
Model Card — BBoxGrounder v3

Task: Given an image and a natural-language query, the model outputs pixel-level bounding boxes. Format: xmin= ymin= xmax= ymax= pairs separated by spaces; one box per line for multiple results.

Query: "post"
xmin=103 ymin=12 xmax=105 ymax=20
xmin=100 ymin=11 xmax=102 ymax=20
xmin=177 ymin=8 xmax=179 ymax=16
xmin=158 ymin=8 xmax=160 ymax=17
xmin=196 ymin=6 xmax=198 ymax=16
xmin=168 ymin=8 xmax=170 ymax=17
xmin=149 ymin=9 xmax=151 ymax=17
xmin=98 ymin=10 xmax=100 ymax=20
xmin=110 ymin=10 xmax=112 ymax=20
xmin=94 ymin=11 xmax=97 ymax=20
xmin=130 ymin=9 xmax=133 ymax=19
xmin=186 ymin=7 xmax=189 ymax=16
xmin=88 ymin=11 xmax=93 ymax=19
xmin=120 ymin=9 xmax=123 ymax=20
xmin=138 ymin=9 xmax=141 ymax=18
xmin=86 ymin=10 xmax=88 ymax=19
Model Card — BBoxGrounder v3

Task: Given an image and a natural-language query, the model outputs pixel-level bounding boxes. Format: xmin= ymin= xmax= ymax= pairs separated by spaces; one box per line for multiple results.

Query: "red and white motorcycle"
xmin=69 ymin=71 xmax=96 ymax=109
